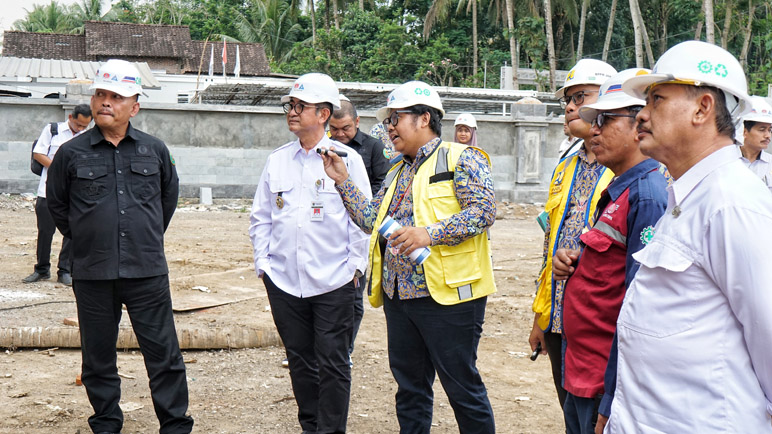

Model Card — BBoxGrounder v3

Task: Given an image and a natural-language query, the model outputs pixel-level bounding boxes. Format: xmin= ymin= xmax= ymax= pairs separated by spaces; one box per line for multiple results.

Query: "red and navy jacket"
xmin=562 ymin=158 xmax=668 ymax=403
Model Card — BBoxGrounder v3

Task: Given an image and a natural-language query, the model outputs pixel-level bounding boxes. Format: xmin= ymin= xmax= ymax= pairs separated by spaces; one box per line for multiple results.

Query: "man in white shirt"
xmin=738 ymin=95 xmax=772 ymax=191
xmin=606 ymin=41 xmax=772 ymax=432
xmin=23 ymin=104 xmax=92 ymax=286
xmin=249 ymin=73 xmax=370 ymax=434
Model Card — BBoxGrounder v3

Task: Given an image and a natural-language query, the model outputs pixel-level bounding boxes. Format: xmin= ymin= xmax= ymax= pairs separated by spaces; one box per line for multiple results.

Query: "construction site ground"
xmin=0 ymin=193 xmax=562 ymax=433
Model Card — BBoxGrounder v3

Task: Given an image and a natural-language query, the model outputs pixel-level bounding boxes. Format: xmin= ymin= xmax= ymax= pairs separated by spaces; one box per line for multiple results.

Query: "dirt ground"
xmin=0 ymin=193 xmax=563 ymax=433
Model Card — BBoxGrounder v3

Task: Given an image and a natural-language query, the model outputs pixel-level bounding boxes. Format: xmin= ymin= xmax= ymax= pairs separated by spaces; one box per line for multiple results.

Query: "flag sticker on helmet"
xmin=605 ymin=84 xmax=623 ymax=93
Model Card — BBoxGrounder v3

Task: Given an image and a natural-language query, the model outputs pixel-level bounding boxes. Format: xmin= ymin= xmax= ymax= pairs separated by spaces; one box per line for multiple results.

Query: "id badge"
xmin=311 ymin=201 xmax=324 ymax=221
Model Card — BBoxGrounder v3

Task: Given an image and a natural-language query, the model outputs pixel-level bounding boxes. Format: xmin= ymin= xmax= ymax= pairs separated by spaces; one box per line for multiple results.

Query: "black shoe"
xmin=57 ymin=273 xmax=72 ymax=286
xmin=22 ymin=271 xmax=50 ymax=283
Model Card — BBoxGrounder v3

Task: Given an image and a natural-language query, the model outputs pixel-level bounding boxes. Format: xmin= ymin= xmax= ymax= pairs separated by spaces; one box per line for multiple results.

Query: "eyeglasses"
xmin=382 ymin=110 xmax=414 ymax=127
xmin=592 ymin=110 xmax=640 ymax=129
xmin=559 ymin=90 xmax=598 ymax=108
xmin=282 ymin=102 xmax=317 ymax=115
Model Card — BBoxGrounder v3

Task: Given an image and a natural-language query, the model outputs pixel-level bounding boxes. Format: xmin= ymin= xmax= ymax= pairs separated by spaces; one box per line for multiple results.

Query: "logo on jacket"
xmin=640 ymin=225 xmax=655 ymax=245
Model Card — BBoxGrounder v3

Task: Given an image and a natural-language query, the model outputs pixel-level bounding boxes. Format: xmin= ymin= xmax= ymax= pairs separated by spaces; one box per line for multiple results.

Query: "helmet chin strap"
xmin=724 ymin=90 xmax=741 ymax=118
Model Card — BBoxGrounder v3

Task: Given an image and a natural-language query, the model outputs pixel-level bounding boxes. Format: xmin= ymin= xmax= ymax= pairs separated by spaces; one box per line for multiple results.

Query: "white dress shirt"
xmin=738 ymin=145 xmax=772 ymax=192
xmin=249 ymin=135 xmax=371 ymax=297
xmin=33 ymin=121 xmax=82 ymax=198
xmin=608 ymin=145 xmax=772 ymax=432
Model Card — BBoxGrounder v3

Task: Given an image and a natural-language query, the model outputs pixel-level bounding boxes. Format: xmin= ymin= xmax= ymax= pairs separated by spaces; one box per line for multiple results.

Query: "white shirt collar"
xmin=669 ymin=145 xmax=740 ymax=207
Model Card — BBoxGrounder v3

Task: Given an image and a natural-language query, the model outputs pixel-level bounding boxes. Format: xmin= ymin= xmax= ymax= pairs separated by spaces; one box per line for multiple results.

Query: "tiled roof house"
xmin=2 ymin=21 xmax=270 ymax=76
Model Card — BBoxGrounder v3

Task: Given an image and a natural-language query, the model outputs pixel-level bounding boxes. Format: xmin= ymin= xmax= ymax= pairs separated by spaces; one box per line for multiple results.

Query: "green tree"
xmin=13 ymin=1 xmax=78 ymax=33
xmin=236 ymin=0 xmax=307 ymax=64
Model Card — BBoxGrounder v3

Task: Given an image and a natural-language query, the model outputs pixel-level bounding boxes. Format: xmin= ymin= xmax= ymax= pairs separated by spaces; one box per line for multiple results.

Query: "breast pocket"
xmin=75 ymin=164 xmax=111 ymax=202
xmin=320 ymin=181 xmax=344 ymax=215
xmin=427 ymin=180 xmax=460 ymax=221
xmin=130 ymin=159 xmax=161 ymax=202
xmin=269 ymin=178 xmax=294 ymax=215
xmin=578 ymin=229 xmax=616 ymax=284
xmin=619 ymin=238 xmax=699 ymax=338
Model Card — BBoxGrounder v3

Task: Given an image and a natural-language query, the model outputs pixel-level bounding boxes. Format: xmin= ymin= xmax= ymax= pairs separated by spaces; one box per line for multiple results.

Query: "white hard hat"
xmin=281 ymin=73 xmax=341 ymax=109
xmin=555 ymin=59 xmax=617 ymax=99
xmin=622 ymin=41 xmax=752 ymax=118
xmin=743 ymin=96 xmax=772 ymax=123
xmin=454 ymin=113 xmax=477 ymax=128
xmin=90 ymin=59 xmax=147 ymax=97
xmin=375 ymin=81 xmax=445 ymax=122
xmin=579 ymin=68 xmax=649 ymax=123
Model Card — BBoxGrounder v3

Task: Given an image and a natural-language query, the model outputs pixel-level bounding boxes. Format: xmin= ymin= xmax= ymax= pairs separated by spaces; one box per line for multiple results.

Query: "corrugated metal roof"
xmin=0 ymin=57 xmax=161 ymax=88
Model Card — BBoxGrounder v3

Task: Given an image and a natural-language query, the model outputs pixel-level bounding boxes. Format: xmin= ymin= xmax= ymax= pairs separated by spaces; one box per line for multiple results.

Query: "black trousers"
xmin=73 ymin=275 xmax=194 ymax=434
xmin=544 ymin=331 xmax=567 ymax=408
xmin=350 ymin=282 xmax=365 ymax=355
xmin=264 ymin=273 xmax=355 ymax=434
xmin=34 ymin=197 xmax=71 ymax=275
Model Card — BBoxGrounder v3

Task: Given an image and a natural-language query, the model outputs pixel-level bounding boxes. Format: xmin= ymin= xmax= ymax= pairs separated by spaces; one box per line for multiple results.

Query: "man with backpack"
xmin=22 ymin=103 xmax=92 ymax=286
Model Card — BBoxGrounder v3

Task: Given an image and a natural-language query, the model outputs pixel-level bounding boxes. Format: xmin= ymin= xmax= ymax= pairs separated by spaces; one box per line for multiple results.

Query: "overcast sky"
xmin=1 ymin=0 xmax=112 ymax=33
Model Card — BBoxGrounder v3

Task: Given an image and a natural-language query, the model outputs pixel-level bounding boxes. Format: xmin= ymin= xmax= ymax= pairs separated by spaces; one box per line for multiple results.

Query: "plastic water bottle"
xmin=378 ymin=215 xmax=432 ymax=265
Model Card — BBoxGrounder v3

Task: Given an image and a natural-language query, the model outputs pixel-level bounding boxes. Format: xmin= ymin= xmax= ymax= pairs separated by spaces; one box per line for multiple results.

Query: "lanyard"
xmin=390 ymin=166 xmax=413 ymax=215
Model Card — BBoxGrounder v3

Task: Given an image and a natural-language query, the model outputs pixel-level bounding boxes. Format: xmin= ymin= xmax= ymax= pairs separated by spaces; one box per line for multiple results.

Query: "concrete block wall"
xmin=0 ymin=98 xmax=565 ymax=203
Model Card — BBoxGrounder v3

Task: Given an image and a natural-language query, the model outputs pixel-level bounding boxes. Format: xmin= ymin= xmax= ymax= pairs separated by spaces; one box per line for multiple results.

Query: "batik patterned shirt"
xmin=541 ymin=147 xmax=607 ymax=333
xmin=336 ymin=137 xmax=496 ymax=300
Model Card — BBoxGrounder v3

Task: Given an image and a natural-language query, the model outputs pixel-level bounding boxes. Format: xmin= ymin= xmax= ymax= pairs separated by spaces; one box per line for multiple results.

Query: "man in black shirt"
xmin=47 ymin=59 xmax=193 ymax=434
xmin=330 ymin=95 xmax=390 ymax=196
xmin=329 ymin=95 xmax=391 ymax=360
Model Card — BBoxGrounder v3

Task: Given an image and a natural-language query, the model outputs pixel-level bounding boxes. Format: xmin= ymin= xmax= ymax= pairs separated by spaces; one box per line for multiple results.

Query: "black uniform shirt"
xmin=47 ymin=123 xmax=179 ymax=280
xmin=346 ymin=129 xmax=389 ymax=196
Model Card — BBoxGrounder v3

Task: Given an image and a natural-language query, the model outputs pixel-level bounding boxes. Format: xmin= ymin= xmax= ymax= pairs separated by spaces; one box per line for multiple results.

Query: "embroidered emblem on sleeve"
xmin=640 ymin=225 xmax=655 ymax=245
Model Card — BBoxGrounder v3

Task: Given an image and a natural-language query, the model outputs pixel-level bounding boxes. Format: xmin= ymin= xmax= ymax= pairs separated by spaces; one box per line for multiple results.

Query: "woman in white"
xmin=454 ymin=112 xmax=478 ymax=147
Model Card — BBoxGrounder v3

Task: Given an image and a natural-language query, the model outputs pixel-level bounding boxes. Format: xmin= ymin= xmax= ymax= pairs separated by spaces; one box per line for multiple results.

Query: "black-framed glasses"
xmin=382 ymin=110 xmax=414 ymax=127
xmin=282 ymin=102 xmax=317 ymax=115
xmin=559 ymin=90 xmax=598 ymax=108
xmin=592 ymin=111 xmax=639 ymax=129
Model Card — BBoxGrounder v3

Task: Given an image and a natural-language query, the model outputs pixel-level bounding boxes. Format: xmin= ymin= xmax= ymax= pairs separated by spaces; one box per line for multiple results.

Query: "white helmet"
xmin=622 ymin=41 xmax=752 ymax=118
xmin=90 ymin=59 xmax=146 ymax=97
xmin=338 ymin=93 xmax=350 ymax=102
xmin=454 ymin=112 xmax=477 ymax=128
xmin=375 ymin=81 xmax=445 ymax=122
xmin=281 ymin=73 xmax=341 ymax=109
xmin=743 ymin=96 xmax=772 ymax=123
xmin=555 ymin=59 xmax=617 ymax=99
xmin=579 ymin=68 xmax=648 ymax=123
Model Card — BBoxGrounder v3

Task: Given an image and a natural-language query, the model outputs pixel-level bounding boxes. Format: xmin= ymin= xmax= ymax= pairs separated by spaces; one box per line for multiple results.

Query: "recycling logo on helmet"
xmin=414 ymin=87 xmax=430 ymax=96
xmin=697 ymin=60 xmax=729 ymax=78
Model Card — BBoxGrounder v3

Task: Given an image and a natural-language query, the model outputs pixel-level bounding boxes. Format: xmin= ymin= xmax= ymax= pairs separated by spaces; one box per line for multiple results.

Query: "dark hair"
xmin=315 ymin=102 xmax=334 ymax=128
xmin=333 ymin=100 xmax=358 ymax=120
xmin=73 ymin=103 xmax=92 ymax=119
xmin=408 ymin=104 xmax=443 ymax=136
xmin=625 ymin=105 xmax=643 ymax=125
xmin=682 ymin=85 xmax=735 ymax=138
xmin=744 ymin=120 xmax=758 ymax=132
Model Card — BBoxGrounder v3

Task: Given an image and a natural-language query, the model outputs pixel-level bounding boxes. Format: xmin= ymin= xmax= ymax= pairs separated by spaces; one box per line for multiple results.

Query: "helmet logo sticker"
xmin=698 ymin=60 xmax=729 ymax=78
xmin=566 ymin=70 xmax=575 ymax=81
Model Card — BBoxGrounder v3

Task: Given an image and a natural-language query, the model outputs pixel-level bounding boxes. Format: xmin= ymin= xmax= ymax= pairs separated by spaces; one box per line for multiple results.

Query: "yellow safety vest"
xmin=532 ymin=149 xmax=614 ymax=331
xmin=368 ymin=141 xmax=497 ymax=307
